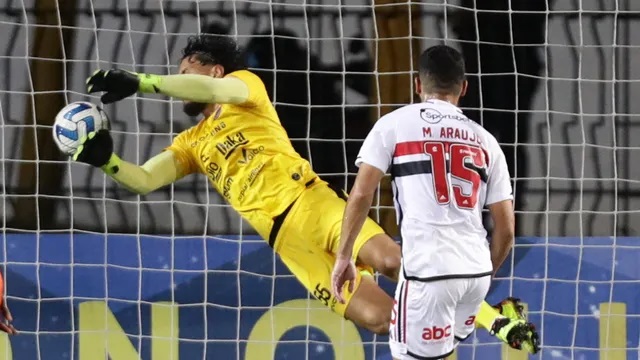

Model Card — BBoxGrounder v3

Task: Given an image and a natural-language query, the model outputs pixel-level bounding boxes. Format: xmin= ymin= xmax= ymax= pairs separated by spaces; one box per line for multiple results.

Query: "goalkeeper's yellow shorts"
xmin=270 ymin=179 xmax=385 ymax=317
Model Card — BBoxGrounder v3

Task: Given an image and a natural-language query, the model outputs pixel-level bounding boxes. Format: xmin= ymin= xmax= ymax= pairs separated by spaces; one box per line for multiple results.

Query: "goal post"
xmin=12 ymin=0 xmax=78 ymax=231
xmin=0 ymin=1 xmax=639 ymax=359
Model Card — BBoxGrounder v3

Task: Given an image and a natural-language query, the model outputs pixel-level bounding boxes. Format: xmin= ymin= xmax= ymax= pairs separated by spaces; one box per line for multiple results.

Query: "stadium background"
xmin=0 ymin=0 xmax=639 ymax=359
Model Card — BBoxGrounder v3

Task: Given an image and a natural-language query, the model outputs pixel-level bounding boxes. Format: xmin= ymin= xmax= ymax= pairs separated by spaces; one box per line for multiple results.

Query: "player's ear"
xmin=414 ymin=76 xmax=422 ymax=97
xmin=460 ymin=79 xmax=468 ymax=98
xmin=210 ymin=64 xmax=225 ymax=78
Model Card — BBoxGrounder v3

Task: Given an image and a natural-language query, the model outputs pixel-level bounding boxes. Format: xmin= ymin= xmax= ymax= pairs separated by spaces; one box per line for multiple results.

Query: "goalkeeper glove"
xmin=72 ymin=130 xmax=121 ymax=175
xmin=86 ymin=69 xmax=162 ymax=104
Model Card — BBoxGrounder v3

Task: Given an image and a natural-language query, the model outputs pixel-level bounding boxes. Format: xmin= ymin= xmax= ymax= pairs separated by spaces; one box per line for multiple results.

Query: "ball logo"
xmin=420 ymin=108 xmax=443 ymax=124
xmin=53 ymin=101 xmax=108 ymax=155
xmin=422 ymin=325 xmax=452 ymax=341
xmin=55 ymin=116 xmax=95 ymax=141
xmin=56 ymin=103 xmax=96 ymax=141
xmin=63 ymin=102 xmax=92 ymax=121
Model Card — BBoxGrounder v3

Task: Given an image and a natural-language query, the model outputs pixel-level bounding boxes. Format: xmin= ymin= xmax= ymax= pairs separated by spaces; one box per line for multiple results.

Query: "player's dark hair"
xmin=181 ymin=34 xmax=246 ymax=74
xmin=418 ymin=45 xmax=466 ymax=94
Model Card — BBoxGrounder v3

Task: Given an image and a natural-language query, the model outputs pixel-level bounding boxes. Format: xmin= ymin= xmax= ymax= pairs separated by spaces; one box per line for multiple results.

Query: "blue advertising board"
xmin=0 ymin=234 xmax=638 ymax=360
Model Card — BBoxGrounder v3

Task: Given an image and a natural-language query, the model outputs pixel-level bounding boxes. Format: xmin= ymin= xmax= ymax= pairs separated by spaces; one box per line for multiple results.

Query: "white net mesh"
xmin=0 ymin=0 xmax=639 ymax=359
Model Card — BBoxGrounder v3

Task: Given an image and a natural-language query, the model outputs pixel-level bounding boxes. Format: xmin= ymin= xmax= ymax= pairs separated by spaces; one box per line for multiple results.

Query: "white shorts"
xmin=388 ymin=275 xmax=491 ymax=359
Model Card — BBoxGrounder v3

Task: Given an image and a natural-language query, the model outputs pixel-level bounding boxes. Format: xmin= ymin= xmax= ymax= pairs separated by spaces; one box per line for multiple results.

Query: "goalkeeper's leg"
xmin=355 ymin=232 xmax=540 ymax=354
xmin=343 ymin=273 xmax=395 ymax=335
xmin=278 ymin=240 xmax=393 ymax=335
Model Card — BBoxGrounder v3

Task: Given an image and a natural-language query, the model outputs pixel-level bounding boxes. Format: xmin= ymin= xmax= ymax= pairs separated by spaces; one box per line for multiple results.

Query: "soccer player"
xmin=332 ymin=44 xmax=538 ymax=359
xmin=75 ymin=34 xmax=538 ymax=350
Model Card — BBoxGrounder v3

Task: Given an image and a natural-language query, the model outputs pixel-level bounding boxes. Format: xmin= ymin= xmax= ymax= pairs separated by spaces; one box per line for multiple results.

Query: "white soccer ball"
xmin=53 ymin=101 xmax=110 ymax=155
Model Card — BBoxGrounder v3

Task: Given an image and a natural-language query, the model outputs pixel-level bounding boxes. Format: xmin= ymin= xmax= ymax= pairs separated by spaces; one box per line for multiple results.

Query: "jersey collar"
xmin=424 ymin=99 xmax=464 ymax=114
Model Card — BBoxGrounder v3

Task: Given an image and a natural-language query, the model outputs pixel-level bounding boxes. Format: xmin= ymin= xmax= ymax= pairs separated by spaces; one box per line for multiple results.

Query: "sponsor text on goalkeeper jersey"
xmin=356 ymin=99 xmax=513 ymax=281
xmin=167 ymin=70 xmax=318 ymax=240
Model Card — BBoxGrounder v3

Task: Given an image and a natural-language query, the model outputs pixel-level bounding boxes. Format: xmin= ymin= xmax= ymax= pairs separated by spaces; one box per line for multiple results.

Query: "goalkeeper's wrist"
xmin=100 ymin=153 xmax=122 ymax=175
xmin=137 ymin=73 xmax=163 ymax=94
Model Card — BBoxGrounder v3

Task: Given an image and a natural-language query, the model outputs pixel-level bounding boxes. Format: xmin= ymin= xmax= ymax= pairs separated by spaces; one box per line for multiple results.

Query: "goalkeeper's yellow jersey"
xmin=167 ymin=70 xmax=318 ymax=239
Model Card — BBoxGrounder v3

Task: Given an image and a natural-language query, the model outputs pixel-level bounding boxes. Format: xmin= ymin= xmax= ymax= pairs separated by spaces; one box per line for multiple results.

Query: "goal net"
xmin=0 ymin=0 xmax=639 ymax=359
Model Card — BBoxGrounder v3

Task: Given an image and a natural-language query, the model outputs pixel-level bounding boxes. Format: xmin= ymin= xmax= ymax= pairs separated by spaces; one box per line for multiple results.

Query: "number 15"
xmin=424 ymin=142 xmax=487 ymax=209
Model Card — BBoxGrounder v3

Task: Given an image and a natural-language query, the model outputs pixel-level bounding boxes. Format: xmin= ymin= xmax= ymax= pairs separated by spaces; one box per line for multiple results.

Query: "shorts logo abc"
xmin=422 ymin=325 xmax=452 ymax=341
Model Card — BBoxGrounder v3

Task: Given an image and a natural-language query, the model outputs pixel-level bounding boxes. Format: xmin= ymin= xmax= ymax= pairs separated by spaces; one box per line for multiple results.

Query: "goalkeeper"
xmin=77 ymin=34 xmax=539 ymax=352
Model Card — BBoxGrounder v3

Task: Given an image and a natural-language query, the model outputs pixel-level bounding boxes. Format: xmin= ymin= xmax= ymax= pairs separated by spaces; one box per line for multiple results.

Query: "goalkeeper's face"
xmin=179 ymin=56 xmax=224 ymax=117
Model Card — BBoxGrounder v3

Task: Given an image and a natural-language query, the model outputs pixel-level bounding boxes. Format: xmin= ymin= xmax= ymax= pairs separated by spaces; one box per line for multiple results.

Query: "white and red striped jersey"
xmin=356 ymin=99 xmax=513 ymax=281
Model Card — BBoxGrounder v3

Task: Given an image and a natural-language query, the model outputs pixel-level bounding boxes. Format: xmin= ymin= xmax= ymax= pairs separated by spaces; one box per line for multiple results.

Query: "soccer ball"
xmin=53 ymin=101 xmax=109 ymax=155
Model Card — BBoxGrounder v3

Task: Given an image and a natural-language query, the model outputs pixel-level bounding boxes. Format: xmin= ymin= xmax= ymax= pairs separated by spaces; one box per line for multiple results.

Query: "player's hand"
xmin=331 ymin=255 xmax=357 ymax=304
xmin=86 ymin=69 xmax=140 ymax=104
xmin=0 ymin=300 xmax=17 ymax=335
xmin=73 ymin=129 xmax=114 ymax=168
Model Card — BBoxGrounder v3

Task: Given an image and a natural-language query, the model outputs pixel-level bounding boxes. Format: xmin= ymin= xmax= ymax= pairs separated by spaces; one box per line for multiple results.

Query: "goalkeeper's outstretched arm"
xmin=143 ymin=74 xmax=249 ymax=105
xmin=104 ymin=151 xmax=181 ymax=195
xmin=86 ymin=69 xmax=249 ymax=105
xmin=72 ymin=130 xmax=183 ymax=196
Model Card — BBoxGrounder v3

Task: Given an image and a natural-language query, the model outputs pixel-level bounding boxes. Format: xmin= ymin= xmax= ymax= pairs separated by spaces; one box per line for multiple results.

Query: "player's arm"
xmin=332 ymin=117 xmax=394 ymax=302
xmin=72 ymin=130 xmax=184 ymax=195
xmin=103 ymin=151 xmax=182 ymax=195
xmin=336 ymin=164 xmax=386 ymax=260
xmin=336 ymin=117 xmax=394 ymax=260
xmin=488 ymin=200 xmax=515 ymax=275
xmin=85 ymin=69 xmax=249 ymax=105
xmin=485 ymin=147 xmax=515 ymax=275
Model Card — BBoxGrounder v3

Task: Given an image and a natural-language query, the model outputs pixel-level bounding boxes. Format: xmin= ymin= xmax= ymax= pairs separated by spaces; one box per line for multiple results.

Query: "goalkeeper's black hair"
xmin=181 ymin=34 xmax=246 ymax=74
xmin=418 ymin=45 xmax=466 ymax=94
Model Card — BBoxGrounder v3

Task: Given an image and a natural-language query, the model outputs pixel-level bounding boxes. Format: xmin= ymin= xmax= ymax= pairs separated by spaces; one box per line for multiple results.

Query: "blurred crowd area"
xmin=2 ymin=0 xmax=639 ymax=237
